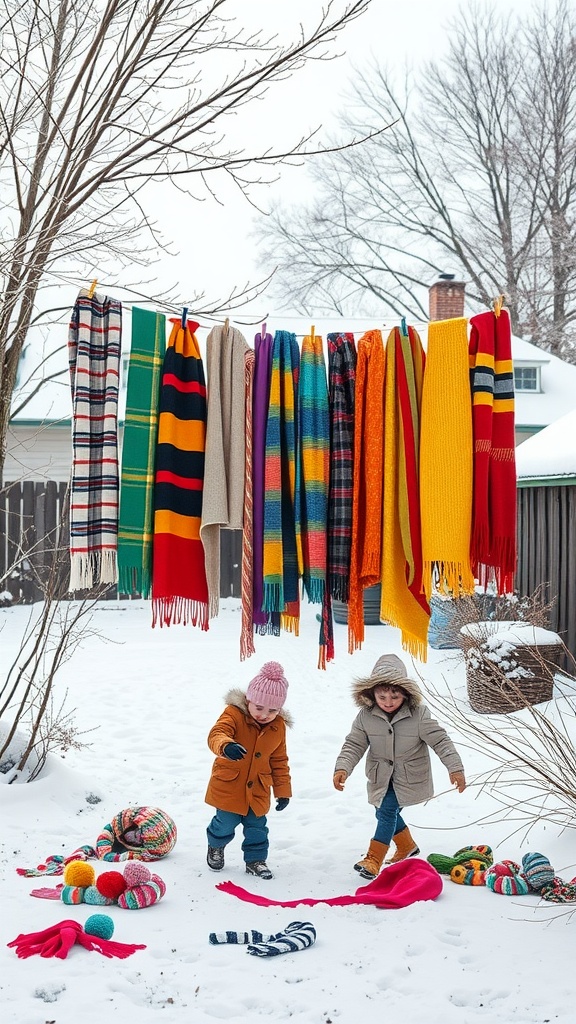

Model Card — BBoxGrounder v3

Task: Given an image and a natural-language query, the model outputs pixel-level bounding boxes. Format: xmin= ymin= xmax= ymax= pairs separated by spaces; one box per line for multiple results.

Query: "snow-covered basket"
xmin=460 ymin=621 xmax=563 ymax=713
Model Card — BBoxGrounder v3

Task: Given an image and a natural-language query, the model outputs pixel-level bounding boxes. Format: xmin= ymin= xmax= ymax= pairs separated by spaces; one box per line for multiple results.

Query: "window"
xmin=514 ymin=365 xmax=540 ymax=392
xmin=121 ymin=353 xmax=130 ymax=389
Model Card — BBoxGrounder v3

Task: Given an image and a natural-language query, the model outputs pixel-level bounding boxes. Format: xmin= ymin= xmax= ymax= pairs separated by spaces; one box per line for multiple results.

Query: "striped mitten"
xmin=246 ymin=921 xmax=316 ymax=957
xmin=209 ymin=930 xmax=274 ymax=945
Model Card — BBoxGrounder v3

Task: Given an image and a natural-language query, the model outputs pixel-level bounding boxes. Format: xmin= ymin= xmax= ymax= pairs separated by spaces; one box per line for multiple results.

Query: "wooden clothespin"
xmin=311 ymin=324 xmax=315 ymax=341
xmin=224 ymin=317 xmax=230 ymax=334
xmin=493 ymin=294 xmax=505 ymax=318
xmin=261 ymin=322 xmax=267 ymax=340
xmin=181 ymin=307 xmax=188 ymax=328
xmin=88 ymin=279 xmax=97 ymax=299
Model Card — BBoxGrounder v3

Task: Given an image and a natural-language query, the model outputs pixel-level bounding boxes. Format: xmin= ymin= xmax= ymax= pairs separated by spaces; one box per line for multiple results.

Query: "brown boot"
xmin=386 ymin=826 xmax=420 ymax=864
xmin=354 ymin=839 xmax=389 ymax=880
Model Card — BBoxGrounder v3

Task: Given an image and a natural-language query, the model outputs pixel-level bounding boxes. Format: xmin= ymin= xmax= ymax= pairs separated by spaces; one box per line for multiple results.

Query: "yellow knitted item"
xmin=63 ymin=860 xmax=96 ymax=888
xmin=380 ymin=327 xmax=430 ymax=660
xmin=420 ymin=318 xmax=475 ymax=601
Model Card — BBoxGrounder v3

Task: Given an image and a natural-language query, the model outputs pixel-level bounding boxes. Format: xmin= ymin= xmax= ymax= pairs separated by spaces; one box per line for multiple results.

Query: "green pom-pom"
xmin=85 ymin=913 xmax=114 ymax=940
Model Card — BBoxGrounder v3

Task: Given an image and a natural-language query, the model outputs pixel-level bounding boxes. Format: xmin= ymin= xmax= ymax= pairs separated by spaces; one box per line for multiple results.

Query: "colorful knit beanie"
xmin=485 ymin=860 xmax=530 ymax=896
xmin=17 ymin=806 xmax=177 ymax=878
xmin=246 ymin=661 xmax=289 ymax=708
xmin=521 ymin=852 xmax=555 ymax=893
xmin=96 ymin=807 xmax=177 ymax=862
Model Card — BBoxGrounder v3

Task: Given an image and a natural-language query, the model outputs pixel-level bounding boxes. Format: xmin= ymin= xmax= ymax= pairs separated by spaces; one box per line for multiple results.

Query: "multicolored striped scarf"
xmin=68 ymin=288 xmax=122 ymax=591
xmin=380 ymin=325 xmax=430 ymax=660
xmin=240 ymin=347 xmax=256 ymax=661
xmin=469 ymin=309 xmax=517 ymax=594
xmin=348 ymin=329 xmax=385 ymax=653
xmin=262 ymin=331 xmax=301 ymax=632
xmin=297 ymin=332 xmax=329 ymax=605
xmin=420 ymin=317 xmax=475 ymax=601
xmin=151 ymin=319 xmax=208 ymax=628
xmin=251 ymin=331 xmax=279 ymax=636
xmin=319 ymin=332 xmax=356 ymax=665
xmin=117 ymin=307 xmax=165 ymax=598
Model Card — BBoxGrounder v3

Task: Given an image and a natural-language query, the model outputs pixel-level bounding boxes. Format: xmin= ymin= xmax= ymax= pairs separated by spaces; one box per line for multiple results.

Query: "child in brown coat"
xmin=205 ymin=661 xmax=292 ymax=880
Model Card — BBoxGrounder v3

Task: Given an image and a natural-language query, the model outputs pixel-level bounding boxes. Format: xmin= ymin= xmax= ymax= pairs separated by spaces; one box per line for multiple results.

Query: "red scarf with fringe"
xmin=152 ymin=319 xmax=209 ymax=627
xmin=469 ymin=309 xmax=516 ymax=593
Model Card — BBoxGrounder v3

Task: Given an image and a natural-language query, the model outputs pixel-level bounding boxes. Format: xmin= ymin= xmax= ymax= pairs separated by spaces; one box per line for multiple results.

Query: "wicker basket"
xmin=465 ymin=642 xmax=562 ymax=714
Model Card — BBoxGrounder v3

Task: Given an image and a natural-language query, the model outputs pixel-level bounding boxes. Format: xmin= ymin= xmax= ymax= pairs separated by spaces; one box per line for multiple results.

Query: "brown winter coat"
xmin=205 ymin=688 xmax=293 ymax=817
xmin=334 ymin=675 xmax=463 ymax=808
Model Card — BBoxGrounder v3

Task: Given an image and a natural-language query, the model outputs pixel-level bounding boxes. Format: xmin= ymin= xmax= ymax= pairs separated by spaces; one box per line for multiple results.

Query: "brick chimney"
xmin=429 ymin=274 xmax=466 ymax=321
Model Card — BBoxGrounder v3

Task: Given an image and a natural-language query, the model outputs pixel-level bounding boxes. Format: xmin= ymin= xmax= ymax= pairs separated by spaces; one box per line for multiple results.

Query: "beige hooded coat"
xmin=334 ymin=675 xmax=463 ymax=808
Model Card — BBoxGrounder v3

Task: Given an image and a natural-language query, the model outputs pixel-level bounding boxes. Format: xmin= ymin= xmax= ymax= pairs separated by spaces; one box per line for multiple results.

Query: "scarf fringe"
xmin=304 ymin=577 xmax=325 ymax=604
xmin=254 ymin=620 xmax=281 ymax=638
xmin=423 ymin=560 xmax=475 ymax=602
xmin=240 ymin=623 xmax=256 ymax=661
xmin=69 ymin=550 xmax=117 ymax=592
xmin=330 ymin=577 xmax=349 ymax=603
xmin=379 ymin=598 xmax=428 ymax=663
xmin=118 ymin=565 xmax=152 ymax=600
xmin=476 ymin=536 xmax=517 ymax=595
xmin=262 ymin=582 xmax=284 ymax=614
xmin=152 ymin=597 xmax=209 ymax=630
xmin=280 ymin=613 xmax=300 ymax=635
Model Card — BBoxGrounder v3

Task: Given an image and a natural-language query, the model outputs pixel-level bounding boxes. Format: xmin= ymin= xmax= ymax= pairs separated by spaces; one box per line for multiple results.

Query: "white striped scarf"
xmin=68 ymin=289 xmax=122 ymax=590
xmin=246 ymin=921 xmax=316 ymax=957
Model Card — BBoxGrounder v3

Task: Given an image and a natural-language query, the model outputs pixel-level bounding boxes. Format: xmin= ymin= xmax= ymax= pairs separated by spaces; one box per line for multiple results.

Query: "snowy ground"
xmin=0 ymin=598 xmax=574 ymax=1024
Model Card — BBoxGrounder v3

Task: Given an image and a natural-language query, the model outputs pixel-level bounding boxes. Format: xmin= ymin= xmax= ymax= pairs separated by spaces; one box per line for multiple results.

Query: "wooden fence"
xmin=0 ymin=480 xmax=242 ymax=604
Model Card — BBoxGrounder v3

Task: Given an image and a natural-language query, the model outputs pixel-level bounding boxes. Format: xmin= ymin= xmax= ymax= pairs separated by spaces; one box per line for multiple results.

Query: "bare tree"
xmin=259 ymin=0 xmax=576 ymax=359
xmin=0 ymin=0 xmax=376 ymax=477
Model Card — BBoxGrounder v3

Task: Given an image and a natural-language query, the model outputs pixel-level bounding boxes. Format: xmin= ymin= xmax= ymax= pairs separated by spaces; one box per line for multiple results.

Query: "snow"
xmin=460 ymin=622 xmax=562 ymax=646
xmin=1 ymin=599 xmax=575 ymax=1024
xmin=515 ymin=407 xmax=576 ymax=481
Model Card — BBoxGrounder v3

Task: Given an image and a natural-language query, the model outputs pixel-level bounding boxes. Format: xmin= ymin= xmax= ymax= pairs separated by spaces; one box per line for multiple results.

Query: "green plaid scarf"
xmin=117 ymin=307 xmax=165 ymax=597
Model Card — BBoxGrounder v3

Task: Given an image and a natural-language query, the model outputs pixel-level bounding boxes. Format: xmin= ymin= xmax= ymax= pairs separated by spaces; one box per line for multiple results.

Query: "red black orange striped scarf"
xmin=151 ymin=319 xmax=208 ymax=627
xmin=469 ymin=308 xmax=517 ymax=593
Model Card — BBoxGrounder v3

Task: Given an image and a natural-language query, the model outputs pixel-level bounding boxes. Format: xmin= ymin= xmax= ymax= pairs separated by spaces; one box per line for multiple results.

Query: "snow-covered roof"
xmin=515 ymin=406 xmax=576 ymax=485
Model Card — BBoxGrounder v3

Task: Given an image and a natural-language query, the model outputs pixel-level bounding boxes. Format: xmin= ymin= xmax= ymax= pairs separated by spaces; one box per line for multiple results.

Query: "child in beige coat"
xmin=333 ymin=653 xmax=466 ymax=879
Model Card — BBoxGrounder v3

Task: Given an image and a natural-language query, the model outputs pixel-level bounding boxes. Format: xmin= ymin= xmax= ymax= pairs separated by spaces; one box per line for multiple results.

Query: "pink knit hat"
xmin=246 ymin=661 xmax=289 ymax=708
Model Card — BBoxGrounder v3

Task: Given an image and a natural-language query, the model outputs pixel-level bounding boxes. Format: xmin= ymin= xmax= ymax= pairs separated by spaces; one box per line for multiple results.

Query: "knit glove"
xmin=449 ymin=771 xmax=466 ymax=793
xmin=333 ymin=770 xmax=347 ymax=791
xmin=275 ymin=798 xmax=290 ymax=812
xmin=223 ymin=743 xmax=247 ymax=761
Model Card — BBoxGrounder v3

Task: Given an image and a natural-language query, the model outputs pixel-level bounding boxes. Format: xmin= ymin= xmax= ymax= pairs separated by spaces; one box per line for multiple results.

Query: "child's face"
xmin=248 ymin=701 xmax=280 ymax=724
xmin=373 ymin=685 xmax=406 ymax=714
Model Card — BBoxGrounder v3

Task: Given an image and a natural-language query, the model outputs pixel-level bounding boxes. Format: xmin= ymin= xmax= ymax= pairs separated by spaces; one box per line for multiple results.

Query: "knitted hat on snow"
xmin=521 ymin=852 xmax=555 ymax=893
xmin=246 ymin=661 xmax=289 ymax=708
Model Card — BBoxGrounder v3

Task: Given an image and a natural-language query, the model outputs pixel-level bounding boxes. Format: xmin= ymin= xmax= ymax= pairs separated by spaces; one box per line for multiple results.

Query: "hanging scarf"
xmin=240 ymin=348 xmax=256 ymax=660
xmin=151 ymin=319 xmax=208 ymax=628
xmin=420 ymin=317 xmax=475 ymax=600
xmin=469 ymin=308 xmax=517 ymax=593
xmin=262 ymin=330 xmax=301 ymax=633
xmin=320 ymin=332 xmax=356 ymax=666
xmin=215 ymin=857 xmax=442 ymax=909
xmin=251 ymin=331 xmax=280 ymax=636
xmin=297 ymin=332 xmax=329 ymax=605
xmin=201 ymin=324 xmax=249 ymax=618
xmin=117 ymin=307 xmax=165 ymax=598
xmin=380 ymin=325 xmax=430 ymax=660
xmin=348 ymin=329 xmax=385 ymax=653
xmin=68 ymin=288 xmax=122 ymax=591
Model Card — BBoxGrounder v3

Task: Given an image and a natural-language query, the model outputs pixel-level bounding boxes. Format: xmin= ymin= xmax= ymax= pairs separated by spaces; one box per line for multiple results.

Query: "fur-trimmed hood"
xmin=224 ymin=687 xmax=294 ymax=728
xmin=351 ymin=674 xmax=423 ymax=712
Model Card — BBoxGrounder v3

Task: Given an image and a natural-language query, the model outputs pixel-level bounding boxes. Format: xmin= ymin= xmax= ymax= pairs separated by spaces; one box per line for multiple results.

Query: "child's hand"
xmin=450 ymin=770 xmax=466 ymax=793
xmin=333 ymin=770 xmax=347 ymax=791
xmin=275 ymin=798 xmax=290 ymax=812
xmin=223 ymin=742 xmax=247 ymax=761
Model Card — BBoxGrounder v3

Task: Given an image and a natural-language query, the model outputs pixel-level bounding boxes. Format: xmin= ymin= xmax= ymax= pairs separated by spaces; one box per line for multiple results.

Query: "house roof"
xmin=515 ymin=406 xmax=576 ymax=487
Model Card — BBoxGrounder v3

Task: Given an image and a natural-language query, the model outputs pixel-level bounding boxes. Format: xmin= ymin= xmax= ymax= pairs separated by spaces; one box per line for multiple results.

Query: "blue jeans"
xmin=207 ymin=807 xmax=269 ymax=862
xmin=373 ymin=781 xmax=407 ymax=845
